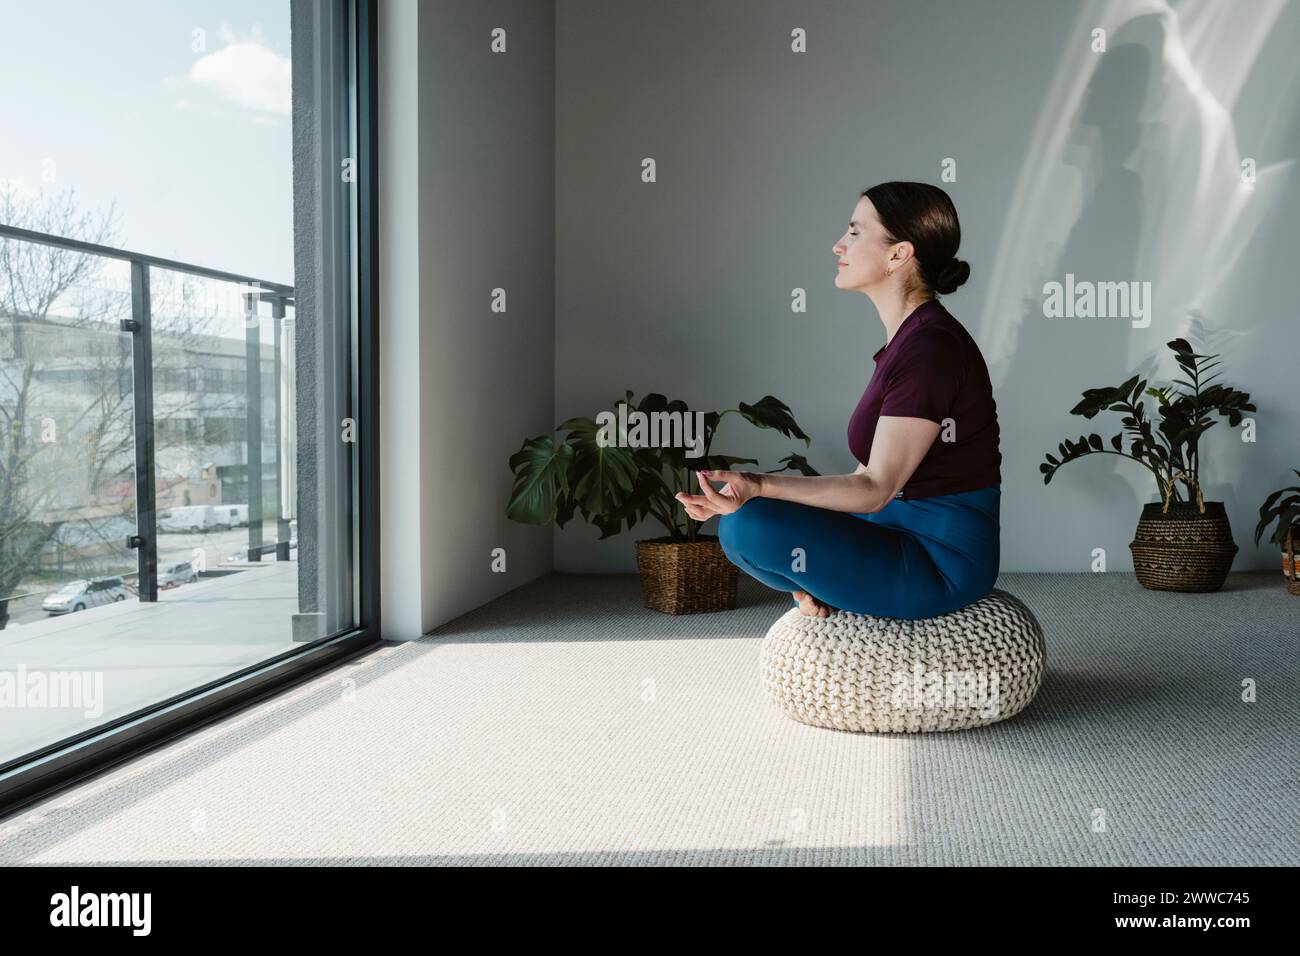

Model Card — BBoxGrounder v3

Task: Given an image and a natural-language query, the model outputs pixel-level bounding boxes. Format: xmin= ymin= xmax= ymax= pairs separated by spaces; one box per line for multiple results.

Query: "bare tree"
xmin=0 ymin=184 xmax=235 ymax=628
xmin=0 ymin=184 xmax=119 ymax=628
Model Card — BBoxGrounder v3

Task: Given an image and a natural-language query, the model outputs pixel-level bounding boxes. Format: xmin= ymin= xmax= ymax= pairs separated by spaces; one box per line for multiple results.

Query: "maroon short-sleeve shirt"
xmin=846 ymin=298 xmax=1001 ymax=499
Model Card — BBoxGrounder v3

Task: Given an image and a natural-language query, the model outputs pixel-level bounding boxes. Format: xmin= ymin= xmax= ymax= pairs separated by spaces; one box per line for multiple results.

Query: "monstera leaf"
xmin=630 ymin=392 xmax=704 ymax=471
xmin=769 ymin=452 xmax=820 ymax=476
xmin=506 ymin=436 xmax=575 ymax=525
xmin=555 ymin=415 xmax=640 ymax=518
xmin=737 ymin=396 xmax=812 ymax=445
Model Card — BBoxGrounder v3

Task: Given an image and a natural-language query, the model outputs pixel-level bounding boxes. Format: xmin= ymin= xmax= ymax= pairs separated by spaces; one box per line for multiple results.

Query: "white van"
xmin=212 ymin=504 xmax=249 ymax=528
xmin=159 ymin=505 xmax=224 ymax=533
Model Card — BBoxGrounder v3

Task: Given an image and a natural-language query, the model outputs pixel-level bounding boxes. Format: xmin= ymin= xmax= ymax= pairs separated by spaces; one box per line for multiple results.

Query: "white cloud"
xmin=186 ymin=39 xmax=290 ymax=115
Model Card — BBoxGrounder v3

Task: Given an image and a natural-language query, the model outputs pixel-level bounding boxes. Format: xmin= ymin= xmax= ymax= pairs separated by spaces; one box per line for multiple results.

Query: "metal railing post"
xmin=125 ymin=260 xmax=158 ymax=602
xmin=272 ymin=297 xmax=291 ymax=560
xmin=244 ymin=291 xmax=264 ymax=563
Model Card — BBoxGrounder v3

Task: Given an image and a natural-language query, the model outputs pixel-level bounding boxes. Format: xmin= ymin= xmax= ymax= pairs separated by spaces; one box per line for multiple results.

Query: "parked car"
xmin=43 ymin=577 xmax=129 ymax=615
xmin=158 ymin=561 xmax=199 ymax=590
xmin=159 ymin=505 xmax=227 ymax=533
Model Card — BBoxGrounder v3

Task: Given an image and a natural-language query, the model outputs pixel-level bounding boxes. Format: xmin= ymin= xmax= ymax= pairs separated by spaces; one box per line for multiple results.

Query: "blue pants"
xmin=717 ymin=486 xmax=1000 ymax=619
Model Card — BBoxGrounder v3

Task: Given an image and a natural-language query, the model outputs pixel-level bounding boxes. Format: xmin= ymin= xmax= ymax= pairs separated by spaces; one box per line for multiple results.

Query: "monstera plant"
xmin=507 ymin=391 xmax=820 ymax=614
xmin=1039 ymin=337 xmax=1255 ymax=592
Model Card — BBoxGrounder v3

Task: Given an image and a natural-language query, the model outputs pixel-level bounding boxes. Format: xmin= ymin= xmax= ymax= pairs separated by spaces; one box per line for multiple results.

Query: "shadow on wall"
xmin=999 ymin=36 xmax=1154 ymax=538
xmin=981 ymin=0 xmax=1300 ymax=570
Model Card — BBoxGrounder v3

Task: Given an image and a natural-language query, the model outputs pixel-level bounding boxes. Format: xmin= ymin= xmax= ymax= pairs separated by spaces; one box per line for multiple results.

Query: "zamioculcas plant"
xmin=1039 ymin=337 xmax=1254 ymax=503
xmin=1038 ymin=337 xmax=1256 ymax=592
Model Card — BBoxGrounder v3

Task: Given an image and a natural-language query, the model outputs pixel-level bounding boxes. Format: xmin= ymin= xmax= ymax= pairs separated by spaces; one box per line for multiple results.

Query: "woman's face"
xmin=833 ymin=197 xmax=895 ymax=292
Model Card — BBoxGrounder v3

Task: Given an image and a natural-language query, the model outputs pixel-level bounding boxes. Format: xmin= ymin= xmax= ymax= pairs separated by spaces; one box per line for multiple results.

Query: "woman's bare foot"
xmin=791 ymin=589 xmax=837 ymax=618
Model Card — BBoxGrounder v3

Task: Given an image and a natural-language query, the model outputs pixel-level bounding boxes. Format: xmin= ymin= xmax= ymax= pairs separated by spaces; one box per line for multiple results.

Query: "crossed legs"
xmin=716 ymin=496 xmax=962 ymax=620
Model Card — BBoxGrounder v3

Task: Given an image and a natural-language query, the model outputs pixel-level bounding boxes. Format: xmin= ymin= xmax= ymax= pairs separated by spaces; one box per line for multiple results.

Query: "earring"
xmin=886 ymin=267 xmax=894 ymax=277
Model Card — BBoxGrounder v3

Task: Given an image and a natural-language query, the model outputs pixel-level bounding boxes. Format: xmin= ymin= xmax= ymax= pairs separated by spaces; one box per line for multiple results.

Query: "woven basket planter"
xmin=635 ymin=535 xmax=738 ymax=615
xmin=1129 ymin=501 xmax=1237 ymax=592
xmin=759 ymin=589 xmax=1045 ymax=733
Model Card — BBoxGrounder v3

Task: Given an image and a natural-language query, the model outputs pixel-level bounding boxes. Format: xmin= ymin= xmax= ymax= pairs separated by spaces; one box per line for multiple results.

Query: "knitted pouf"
xmin=759 ymin=589 xmax=1045 ymax=733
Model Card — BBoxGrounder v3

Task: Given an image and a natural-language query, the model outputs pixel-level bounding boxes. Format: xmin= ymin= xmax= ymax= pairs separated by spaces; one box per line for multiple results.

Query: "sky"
xmin=0 ymin=0 xmax=293 ymax=286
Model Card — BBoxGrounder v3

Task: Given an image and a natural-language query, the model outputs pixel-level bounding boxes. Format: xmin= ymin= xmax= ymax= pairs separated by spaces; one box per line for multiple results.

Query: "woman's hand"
xmin=674 ymin=469 xmax=763 ymax=521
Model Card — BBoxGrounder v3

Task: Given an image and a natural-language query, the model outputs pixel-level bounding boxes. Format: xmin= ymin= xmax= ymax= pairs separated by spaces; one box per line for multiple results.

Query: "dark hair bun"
xmin=932 ymin=257 xmax=970 ymax=294
xmin=864 ymin=183 xmax=968 ymax=294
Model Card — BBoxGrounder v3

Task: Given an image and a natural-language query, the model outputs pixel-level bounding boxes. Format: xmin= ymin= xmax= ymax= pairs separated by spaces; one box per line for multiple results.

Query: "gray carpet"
xmin=1 ymin=572 xmax=1296 ymax=865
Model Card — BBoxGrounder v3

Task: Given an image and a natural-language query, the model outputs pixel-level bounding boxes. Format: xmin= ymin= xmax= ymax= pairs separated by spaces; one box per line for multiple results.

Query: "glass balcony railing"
xmin=0 ymin=223 xmax=311 ymax=765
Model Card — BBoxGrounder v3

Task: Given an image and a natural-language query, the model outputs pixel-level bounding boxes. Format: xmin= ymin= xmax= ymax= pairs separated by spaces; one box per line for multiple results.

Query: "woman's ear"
xmin=890 ymin=240 xmax=916 ymax=267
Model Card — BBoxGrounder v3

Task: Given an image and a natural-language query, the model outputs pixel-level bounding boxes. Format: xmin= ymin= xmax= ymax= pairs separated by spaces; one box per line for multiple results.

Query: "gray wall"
xmin=555 ymin=0 xmax=1300 ymax=573
xmin=380 ymin=0 xmax=555 ymax=638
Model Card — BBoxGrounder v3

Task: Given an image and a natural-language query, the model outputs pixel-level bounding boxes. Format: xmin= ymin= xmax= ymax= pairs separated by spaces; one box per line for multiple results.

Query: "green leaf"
xmin=1259 ymin=502 xmax=1300 ymax=547
xmin=1070 ymin=380 xmax=1135 ymax=418
xmin=630 ymin=394 xmax=701 ymax=470
xmin=506 ymin=436 xmax=575 ymax=524
xmin=1258 ymin=488 xmax=1290 ymax=519
xmin=737 ymin=395 xmax=812 ymax=445
xmin=569 ymin=440 xmax=640 ymax=515
xmin=696 ymin=454 xmax=758 ymax=472
xmin=546 ymin=415 xmax=643 ymax=517
xmin=767 ymin=452 xmax=821 ymax=476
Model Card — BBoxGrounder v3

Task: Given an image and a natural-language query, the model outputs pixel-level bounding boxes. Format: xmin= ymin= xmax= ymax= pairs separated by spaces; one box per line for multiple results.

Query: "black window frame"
xmin=0 ymin=0 xmax=381 ymax=820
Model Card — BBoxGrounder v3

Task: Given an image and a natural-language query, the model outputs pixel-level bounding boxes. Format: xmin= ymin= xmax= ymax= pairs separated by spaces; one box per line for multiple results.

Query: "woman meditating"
xmin=675 ymin=182 xmax=1001 ymax=621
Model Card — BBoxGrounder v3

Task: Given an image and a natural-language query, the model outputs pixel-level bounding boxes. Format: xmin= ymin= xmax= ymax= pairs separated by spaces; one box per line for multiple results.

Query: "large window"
xmin=0 ymin=0 xmax=378 ymax=810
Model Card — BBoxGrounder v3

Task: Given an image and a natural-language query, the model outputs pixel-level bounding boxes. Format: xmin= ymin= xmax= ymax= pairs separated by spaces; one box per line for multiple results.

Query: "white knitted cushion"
xmin=759 ymin=589 xmax=1045 ymax=733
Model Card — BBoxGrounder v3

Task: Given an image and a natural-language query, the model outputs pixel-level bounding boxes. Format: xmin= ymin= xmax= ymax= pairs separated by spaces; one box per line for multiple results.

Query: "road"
xmin=4 ymin=527 xmax=295 ymax=628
